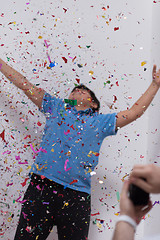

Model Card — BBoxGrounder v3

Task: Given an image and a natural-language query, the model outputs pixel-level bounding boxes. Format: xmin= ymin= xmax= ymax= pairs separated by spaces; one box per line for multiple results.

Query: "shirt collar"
xmin=65 ymin=103 xmax=94 ymax=116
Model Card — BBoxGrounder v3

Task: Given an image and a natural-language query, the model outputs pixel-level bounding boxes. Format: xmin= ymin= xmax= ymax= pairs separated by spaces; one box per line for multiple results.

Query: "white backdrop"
xmin=0 ymin=0 xmax=159 ymax=239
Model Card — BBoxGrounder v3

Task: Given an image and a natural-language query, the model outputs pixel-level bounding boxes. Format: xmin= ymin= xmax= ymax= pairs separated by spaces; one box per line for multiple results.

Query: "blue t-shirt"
xmin=30 ymin=92 xmax=117 ymax=194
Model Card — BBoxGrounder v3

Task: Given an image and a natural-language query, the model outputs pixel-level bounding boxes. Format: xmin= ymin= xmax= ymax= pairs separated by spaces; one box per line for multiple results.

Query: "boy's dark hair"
xmin=71 ymin=84 xmax=100 ymax=112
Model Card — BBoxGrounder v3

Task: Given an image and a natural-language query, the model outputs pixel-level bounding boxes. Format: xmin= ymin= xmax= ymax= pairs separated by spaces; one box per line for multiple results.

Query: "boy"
xmin=0 ymin=58 xmax=160 ymax=240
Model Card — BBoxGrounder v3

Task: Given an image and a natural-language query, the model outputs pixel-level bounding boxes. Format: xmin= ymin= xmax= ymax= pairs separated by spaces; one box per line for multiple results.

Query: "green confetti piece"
xmin=64 ymin=99 xmax=77 ymax=106
xmin=116 ymin=191 xmax=120 ymax=201
xmin=93 ymin=219 xmax=97 ymax=224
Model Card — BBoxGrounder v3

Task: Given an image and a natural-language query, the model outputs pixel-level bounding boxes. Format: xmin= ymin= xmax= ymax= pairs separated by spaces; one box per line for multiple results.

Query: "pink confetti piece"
xmin=2 ymin=150 xmax=11 ymax=155
xmin=46 ymin=52 xmax=52 ymax=63
xmin=22 ymin=212 xmax=28 ymax=219
xmin=18 ymin=160 xmax=28 ymax=164
xmin=15 ymin=156 xmax=20 ymax=161
xmin=64 ymin=129 xmax=70 ymax=135
xmin=64 ymin=159 xmax=72 ymax=171
xmin=6 ymin=183 xmax=13 ymax=187
xmin=36 ymin=185 xmax=41 ymax=190
xmin=17 ymin=199 xmax=27 ymax=204
xmin=30 ymin=144 xmax=47 ymax=155
xmin=44 ymin=40 xmax=50 ymax=48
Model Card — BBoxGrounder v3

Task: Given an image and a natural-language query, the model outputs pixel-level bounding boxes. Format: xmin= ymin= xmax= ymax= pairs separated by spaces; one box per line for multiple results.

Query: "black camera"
xmin=129 ymin=179 xmax=149 ymax=206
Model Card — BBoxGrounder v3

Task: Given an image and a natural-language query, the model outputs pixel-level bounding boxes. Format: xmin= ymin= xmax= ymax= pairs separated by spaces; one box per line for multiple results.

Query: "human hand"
xmin=130 ymin=164 xmax=160 ymax=194
xmin=120 ymin=181 xmax=152 ymax=224
xmin=152 ymin=65 xmax=160 ymax=87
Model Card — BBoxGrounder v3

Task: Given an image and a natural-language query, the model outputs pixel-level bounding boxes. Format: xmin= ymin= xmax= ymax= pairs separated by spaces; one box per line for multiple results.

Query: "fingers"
xmin=152 ymin=65 xmax=157 ymax=79
xmin=130 ymin=168 xmax=147 ymax=179
xmin=130 ymin=178 xmax=151 ymax=193
xmin=120 ymin=180 xmax=130 ymax=199
xmin=141 ymin=200 xmax=153 ymax=216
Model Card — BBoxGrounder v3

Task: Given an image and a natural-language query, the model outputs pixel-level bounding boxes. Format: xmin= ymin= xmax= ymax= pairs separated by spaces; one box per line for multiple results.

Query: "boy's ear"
xmin=90 ymin=101 xmax=98 ymax=110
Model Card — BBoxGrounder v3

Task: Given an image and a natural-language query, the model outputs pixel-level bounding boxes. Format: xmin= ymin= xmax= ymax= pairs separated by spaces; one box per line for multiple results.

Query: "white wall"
xmin=0 ymin=0 xmax=158 ymax=239
xmin=144 ymin=2 xmax=160 ymax=239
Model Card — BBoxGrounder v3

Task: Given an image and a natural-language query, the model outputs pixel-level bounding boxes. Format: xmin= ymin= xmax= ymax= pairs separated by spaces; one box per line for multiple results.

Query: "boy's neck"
xmin=75 ymin=105 xmax=91 ymax=112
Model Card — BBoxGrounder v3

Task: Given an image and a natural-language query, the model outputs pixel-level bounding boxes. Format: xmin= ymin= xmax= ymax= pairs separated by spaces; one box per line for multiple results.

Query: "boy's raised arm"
xmin=0 ymin=58 xmax=45 ymax=109
xmin=116 ymin=65 xmax=160 ymax=129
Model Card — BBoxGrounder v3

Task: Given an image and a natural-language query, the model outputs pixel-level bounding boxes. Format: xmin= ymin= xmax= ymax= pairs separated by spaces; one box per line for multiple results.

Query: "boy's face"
xmin=68 ymin=88 xmax=94 ymax=110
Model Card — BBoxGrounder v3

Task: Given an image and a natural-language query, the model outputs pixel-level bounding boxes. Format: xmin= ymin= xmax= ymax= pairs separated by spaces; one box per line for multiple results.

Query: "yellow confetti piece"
xmin=121 ymin=174 xmax=129 ymax=182
xmin=51 ymin=148 xmax=54 ymax=152
xmin=38 ymin=36 xmax=43 ymax=39
xmin=114 ymin=212 xmax=120 ymax=216
xmin=27 ymin=165 xmax=32 ymax=170
xmin=7 ymin=217 xmax=12 ymax=222
xmin=62 ymin=202 xmax=69 ymax=209
xmin=141 ymin=61 xmax=147 ymax=66
xmin=87 ymin=97 xmax=92 ymax=102
xmin=89 ymin=70 xmax=94 ymax=75
xmin=87 ymin=151 xmax=99 ymax=157
xmin=85 ymin=167 xmax=92 ymax=175
xmin=97 ymin=222 xmax=102 ymax=228
xmin=35 ymin=164 xmax=47 ymax=171
xmin=19 ymin=168 xmax=23 ymax=173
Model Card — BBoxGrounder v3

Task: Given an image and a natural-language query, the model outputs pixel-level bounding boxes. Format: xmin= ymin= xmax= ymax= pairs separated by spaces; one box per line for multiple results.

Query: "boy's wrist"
xmin=152 ymin=79 xmax=160 ymax=88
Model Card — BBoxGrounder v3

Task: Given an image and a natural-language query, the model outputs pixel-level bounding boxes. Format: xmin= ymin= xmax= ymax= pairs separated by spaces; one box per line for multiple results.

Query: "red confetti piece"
xmin=91 ymin=212 xmax=100 ymax=216
xmin=63 ymin=8 xmax=67 ymax=13
xmin=69 ymin=179 xmax=78 ymax=185
xmin=21 ymin=178 xmax=29 ymax=187
xmin=114 ymin=27 xmax=119 ymax=31
xmin=76 ymin=78 xmax=80 ymax=84
xmin=70 ymin=124 xmax=75 ymax=130
xmin=116 ymin=81 xmax=119 ymax=86
xmin=37 ymin=121 xmax=42 ymax=126
xmin=62 ymin=57 xmax=68 ymax=63
xmin=113 ymin=95 xmax=117 ymax=103
xmin=41 ymin=175 xmax=46 ymax=180
xmin=0 ymin=130 xmax=7 ymax=143
xmin=72 ymin=56 xmax=77 ymax=62
xmin=24 ymin=135 xmax=31 ymax=139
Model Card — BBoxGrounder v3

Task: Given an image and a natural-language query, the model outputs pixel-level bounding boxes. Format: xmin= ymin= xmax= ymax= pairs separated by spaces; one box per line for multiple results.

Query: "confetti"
xmin=64 ymin=159 xmax=72 ymax=171
xmin=114 ymin=27 xmax=119 ymax=31
xmin=62 ymin=57 xmax=68 ymax=63
xmin=141 ymin=61 xmax=147 ymax=66
xmin=69 ymin=179 xmax=78 ymax=185
xmin=0 ymin=130 xmax=7 ymax=143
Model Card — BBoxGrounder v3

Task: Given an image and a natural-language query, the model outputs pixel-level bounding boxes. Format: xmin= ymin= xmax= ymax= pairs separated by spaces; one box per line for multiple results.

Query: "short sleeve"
xmin=96 ymin=113 xmax=117 ymax=138
xmin=40 ymin=92 xmax=63 ymax=115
